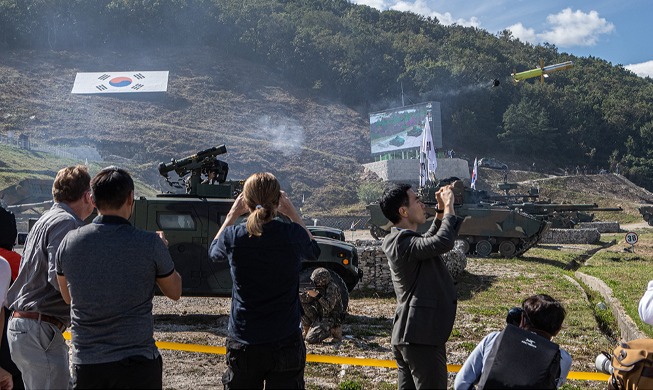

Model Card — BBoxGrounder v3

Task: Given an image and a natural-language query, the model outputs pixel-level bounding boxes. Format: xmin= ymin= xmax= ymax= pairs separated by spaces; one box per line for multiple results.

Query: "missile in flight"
xmin=511 ymin=60 xmax=574 ymax=83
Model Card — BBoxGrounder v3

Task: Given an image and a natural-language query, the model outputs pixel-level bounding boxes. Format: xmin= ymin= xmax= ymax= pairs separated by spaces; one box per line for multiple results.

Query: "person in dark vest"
xmin=380 ymin=183 xmax=464 ymax=389
xmin=454 ymin=294 xmax=572 ymax=389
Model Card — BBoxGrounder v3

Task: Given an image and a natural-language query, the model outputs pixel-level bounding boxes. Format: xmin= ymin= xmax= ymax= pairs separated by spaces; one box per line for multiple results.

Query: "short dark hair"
xmin=379 ymin=183 xmax=412 ymax=224
xmin=522 ymin=294 xmax=566 ymax=336
xmin=91 ymin=166 xmax=134 ymax=211
xmin=0 ymin=206 xmax=17 ymax=250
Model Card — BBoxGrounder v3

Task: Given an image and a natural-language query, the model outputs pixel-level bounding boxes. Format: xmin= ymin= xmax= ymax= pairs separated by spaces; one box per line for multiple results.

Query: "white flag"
xmin=471 ymin=157 xmax=478 ymax=189
xmin=419 ymin=117 xmax=437 ymax=186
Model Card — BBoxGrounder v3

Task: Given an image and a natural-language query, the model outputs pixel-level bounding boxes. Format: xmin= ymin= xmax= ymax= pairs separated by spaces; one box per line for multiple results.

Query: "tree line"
xmin=2 ymin=0 xmax=653 ymax=189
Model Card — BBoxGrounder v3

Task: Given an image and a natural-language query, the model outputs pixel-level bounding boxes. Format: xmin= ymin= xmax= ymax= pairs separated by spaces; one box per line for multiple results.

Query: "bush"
xmin=357 ymin=181 xmax=385 ymax=204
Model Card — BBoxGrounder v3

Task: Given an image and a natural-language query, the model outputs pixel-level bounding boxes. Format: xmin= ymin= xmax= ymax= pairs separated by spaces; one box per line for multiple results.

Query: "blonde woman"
xmin=209 ymin=172 xmax=319 ymax=389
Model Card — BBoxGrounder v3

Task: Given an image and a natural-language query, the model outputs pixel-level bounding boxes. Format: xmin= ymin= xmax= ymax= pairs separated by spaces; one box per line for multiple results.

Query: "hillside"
xmin=2 ymin=47 xmax=653 ymax=222
xmin=0 ymin=48 xmax=371 ymax=214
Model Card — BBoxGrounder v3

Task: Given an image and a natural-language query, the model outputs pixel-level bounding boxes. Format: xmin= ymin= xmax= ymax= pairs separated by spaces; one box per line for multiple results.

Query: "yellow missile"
xmin=511 ymin=60 xmax=574 ymax=83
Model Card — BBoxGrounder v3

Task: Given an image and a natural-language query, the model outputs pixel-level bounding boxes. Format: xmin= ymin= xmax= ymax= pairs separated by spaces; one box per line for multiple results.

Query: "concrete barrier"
xmin=540 ymin=228 xmax=601 ymax=244
xmin=352 ymin=240 xmax=466 ymax=292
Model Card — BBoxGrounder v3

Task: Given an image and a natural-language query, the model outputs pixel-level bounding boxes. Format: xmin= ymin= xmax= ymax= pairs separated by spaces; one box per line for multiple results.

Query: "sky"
xmin=351 ymin=0 xmax=653 ymax=78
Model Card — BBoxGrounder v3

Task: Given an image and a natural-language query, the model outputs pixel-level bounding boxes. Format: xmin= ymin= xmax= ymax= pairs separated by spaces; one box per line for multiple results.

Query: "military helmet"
xmin=310 ymin=267 xmax=331 ymax=287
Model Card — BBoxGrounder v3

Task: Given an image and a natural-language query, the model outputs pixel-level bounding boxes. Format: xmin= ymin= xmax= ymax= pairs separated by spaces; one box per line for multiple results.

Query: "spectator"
xmin=6 ymin=165 xmax=94 ymax=389
xmin=0 ymin=207 xmax=20 ymax=279
xmin=379 ymin=183 xmax=464 ymax=389
xmin=0 ymin=207 xmax=22 ymax=389
xmin=55 ymin=166 xmax=182 ymax=389
xmin=0 ymin=257 xmax=13 ymax=390
xmin=209 ymin=172 xmax=320 ymax=389
xmin=638 ymin=281 xmax=653 ymax=325
xmin=454 ymin=294 xmax=572 ymax=389
xmin=300 ymin=267 xmax=343 ymax=344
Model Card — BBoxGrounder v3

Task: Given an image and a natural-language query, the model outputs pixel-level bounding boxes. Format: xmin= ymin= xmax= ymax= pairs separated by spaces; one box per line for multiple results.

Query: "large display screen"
xmin=369 ymin=102 xmax=442 ymax=155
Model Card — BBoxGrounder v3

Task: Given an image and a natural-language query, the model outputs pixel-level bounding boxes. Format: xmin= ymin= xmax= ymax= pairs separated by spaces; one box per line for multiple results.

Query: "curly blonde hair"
xmin=243 ymin=172 xmax=281 ymax=237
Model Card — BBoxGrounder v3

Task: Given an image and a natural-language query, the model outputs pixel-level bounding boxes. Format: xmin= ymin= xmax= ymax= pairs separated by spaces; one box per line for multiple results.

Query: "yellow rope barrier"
xmin=63 ymin=332 xmax=610 ymax=382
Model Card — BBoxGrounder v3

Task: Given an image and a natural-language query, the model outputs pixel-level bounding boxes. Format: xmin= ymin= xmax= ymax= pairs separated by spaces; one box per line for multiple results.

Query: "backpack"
xmin=609 ymin=339 xmax=653 ymax=390
xmin=477 ymin=324 xmax=561 ymax=389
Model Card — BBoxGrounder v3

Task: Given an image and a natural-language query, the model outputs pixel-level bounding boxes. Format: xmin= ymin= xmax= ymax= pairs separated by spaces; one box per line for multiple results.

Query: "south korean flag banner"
xmin=71 ymin=71 xmax=169 ymax=94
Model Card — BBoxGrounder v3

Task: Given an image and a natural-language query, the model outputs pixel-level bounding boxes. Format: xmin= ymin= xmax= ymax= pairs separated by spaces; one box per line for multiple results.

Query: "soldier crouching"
xmin=300 ymin=268 xmax=343 ymax=344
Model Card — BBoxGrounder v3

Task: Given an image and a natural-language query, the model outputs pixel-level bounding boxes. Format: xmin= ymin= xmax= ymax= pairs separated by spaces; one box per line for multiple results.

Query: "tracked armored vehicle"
xmin=492 ymin=183 xmax=622 ymax=228
xmin=131 ymin=145 xmax=361 ymax=305
xmin=366 ymin=179 xmax=551 ymax=258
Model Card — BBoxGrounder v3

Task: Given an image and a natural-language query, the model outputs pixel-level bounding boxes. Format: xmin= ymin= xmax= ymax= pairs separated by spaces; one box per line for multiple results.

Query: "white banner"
xmin=471 ymin=157 xmax=478 ymax=189
xmin=419 ymin=117 xmax=437 ymax=186
xmin=71 ymin=71 xmax=169 ymax=94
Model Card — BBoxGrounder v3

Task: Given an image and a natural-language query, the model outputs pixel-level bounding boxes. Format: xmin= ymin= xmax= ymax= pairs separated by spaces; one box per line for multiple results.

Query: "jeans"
xmin=222 ymin=330 xmax=306 ymax=389
xmin=73 ymin=355 xmax=163 ymax=389
xmin=7 ymin=317 xmax=70 ymax=390
xmin=393 ymin=343 xmax=448 ymax=389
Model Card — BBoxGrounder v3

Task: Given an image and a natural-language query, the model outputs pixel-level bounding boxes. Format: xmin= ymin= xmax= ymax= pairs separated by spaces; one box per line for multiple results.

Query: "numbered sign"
xmin=625 ymin=232 xmax=639 ymax=245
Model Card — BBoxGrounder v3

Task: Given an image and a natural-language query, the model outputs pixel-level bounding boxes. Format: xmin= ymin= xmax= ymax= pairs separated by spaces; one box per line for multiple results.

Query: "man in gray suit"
xmin=380 ymin=183 xmax=464 ymax=389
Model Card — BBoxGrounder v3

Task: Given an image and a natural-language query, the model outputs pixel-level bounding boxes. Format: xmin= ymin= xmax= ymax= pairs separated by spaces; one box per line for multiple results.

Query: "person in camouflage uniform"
xmin=300 ymin=268 xmax=343 ymax=344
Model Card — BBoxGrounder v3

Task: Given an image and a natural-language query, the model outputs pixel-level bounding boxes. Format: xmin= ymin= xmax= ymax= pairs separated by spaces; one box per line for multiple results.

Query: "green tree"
xmin=499 ymin=97 xmax=559 ymax=155
xmin=357 ymin=181 xmax=385 ymax=204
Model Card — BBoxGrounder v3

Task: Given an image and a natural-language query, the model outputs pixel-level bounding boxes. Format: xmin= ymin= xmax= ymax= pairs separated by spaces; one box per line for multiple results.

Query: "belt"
xmin=12 ymin=311 xmax=66 ymax=332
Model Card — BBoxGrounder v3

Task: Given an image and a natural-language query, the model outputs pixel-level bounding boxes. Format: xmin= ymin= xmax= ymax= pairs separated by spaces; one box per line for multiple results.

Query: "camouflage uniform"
xmin=300 ymin=268 xmax=343 ymax=344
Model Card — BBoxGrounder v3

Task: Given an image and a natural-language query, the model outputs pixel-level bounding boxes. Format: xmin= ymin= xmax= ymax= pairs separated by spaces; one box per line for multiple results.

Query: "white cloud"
xmin=352 ymin=0 xmax=388 ymax=10
xmin=538 ymin=8 xmax=614 ymax=47
xmin=507 ymin=8 xmax=614 ymax=48
xmin=625 ymin=60 xmax=653 ymax=79
xmin=390 ymin=0 xmax=481 ymax=27
xmin=506 ymin=22 xmax=537 ymax=43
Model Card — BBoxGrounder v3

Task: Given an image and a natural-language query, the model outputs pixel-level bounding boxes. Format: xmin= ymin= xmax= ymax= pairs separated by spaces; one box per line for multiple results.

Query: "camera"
xmin=506 ymin=307 xmax=523 ymax=326
xmin=595 ymin=352 xmax=614 ymax=375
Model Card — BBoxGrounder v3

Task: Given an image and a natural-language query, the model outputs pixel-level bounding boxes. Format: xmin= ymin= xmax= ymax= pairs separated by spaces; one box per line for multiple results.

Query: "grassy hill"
xmin=2 ymin=48 xmax=653 ymax=222
xmin=0 ymin=48 xmax=370 ymax=214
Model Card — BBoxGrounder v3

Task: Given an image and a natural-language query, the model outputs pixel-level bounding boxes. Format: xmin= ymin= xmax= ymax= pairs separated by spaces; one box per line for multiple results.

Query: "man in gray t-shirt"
xmin=56 ymin=166 xmax=182 ymax=389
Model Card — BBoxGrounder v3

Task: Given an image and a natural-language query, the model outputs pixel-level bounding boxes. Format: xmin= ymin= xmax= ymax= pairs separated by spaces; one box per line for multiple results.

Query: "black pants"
xmin=73 ymin=354 xmax=163 ymax=389
xmin=393 ymin=343 xmax=448 ymax=389
xmin=222 ymin=331 xmax=306 ymax=389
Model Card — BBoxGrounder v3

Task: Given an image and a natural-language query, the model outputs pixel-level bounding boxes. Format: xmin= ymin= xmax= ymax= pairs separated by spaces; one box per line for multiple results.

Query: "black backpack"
xmin=477 ymin=324 xmax=561 ymax=389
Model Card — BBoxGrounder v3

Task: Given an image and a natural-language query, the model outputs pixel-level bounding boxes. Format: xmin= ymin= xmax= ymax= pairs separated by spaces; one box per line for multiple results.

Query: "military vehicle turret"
xmin=132 ymin=145 xmax=362 ymax=304
xmin=366 ymin=179 xmax=551 ymax=258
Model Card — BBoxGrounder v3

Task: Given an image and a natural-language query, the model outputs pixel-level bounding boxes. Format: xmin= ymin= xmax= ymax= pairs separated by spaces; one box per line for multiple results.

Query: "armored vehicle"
xmin=366 ymin=179 xmax=550 ymax=258
xmin=389 ymin=135 xmax=405 ymax=147
xmin=510 ymin=202 xmax=622 ymax=228
xmin=492 ymin=183 xmax=622 ymax=229
xmin=638 ymin=206 xmax=653 ymax=226
xmin=307 ymin=225 xmax=346 ymax=241
xmin=406 ymin=126 xmax=422 ymax=137
xmin=131 ymin=145 xmax=362 ymax=303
